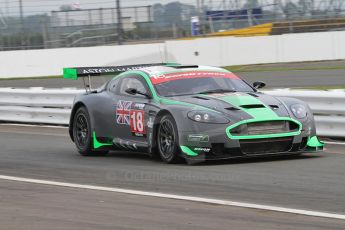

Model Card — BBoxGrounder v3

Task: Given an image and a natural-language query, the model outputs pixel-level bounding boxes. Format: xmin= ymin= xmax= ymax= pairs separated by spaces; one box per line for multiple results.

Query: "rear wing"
xmin=63 ymin=63 xmax=177 ymax=80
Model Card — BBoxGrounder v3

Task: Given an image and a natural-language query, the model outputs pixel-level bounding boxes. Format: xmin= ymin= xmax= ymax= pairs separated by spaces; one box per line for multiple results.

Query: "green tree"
xmin=283 ymin=2 xmax=299 ymax=19
xmin=244 ymin=0 xmax=259 ymax=9
xmin=59 ymin=5 xmax=73 ymax=12
xmin=164 ymin=2 xmax=183 ymax=26
xmin=153 ymin=2 xmax=196 ymax=27
xmin=298 ymin=0 xmax=312 ymax=16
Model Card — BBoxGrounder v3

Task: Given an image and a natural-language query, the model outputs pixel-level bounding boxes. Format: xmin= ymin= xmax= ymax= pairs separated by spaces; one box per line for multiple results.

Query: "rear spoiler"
xmin=63 ymin=63 xmax=178 ymax=80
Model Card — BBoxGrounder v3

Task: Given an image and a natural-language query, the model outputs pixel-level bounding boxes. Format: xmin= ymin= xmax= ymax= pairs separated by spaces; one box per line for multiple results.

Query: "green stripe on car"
xmin=213 ymin=93 xmax=278 ymax=120
xmin=207 ymin=93 xmax=302 ymax=140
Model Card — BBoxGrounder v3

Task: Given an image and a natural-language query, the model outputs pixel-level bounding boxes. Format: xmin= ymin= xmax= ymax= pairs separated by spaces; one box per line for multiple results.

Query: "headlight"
xmin=187 ymin=110 xmax=229 ymax=124
xmin=290 ymin=104 xmax=307 ymax=119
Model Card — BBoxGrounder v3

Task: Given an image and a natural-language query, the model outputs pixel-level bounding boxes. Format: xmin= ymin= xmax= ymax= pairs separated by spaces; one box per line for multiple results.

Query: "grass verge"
xmin=224 ymin=65 xmax=345 ymax=73
xmin=288 ymin=85 xmax=345 ymax=90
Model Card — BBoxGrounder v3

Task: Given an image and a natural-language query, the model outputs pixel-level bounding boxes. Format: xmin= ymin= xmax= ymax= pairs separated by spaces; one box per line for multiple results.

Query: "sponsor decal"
xmin=80 ymin=64 xmax=161 ymax=75
xmin=133 ymin=133 xmax=145 ymax=137
xmin=116 ymin=100 xmax=146 ymax=137
xmin=133 ymin=103 xmax=145 ymax=110
xmin=150 ymin=71 xmax=239 ymax=85
xmin=116 ymin=100 xmax=132 ymax=125
xmin=193 ymin=147 xmax=211 ymax=152
xmin=188 ymin=134 xmax=209 ymax=142
xmin=147 ymin=116 xmax=154 ymax=129
xmin=209 ymin=92 xmax=245 ymax=97
xmin=82 ymin=68 xmax=122 ymax=74
xmin=130 ymin=110 xmax=145 ymax=135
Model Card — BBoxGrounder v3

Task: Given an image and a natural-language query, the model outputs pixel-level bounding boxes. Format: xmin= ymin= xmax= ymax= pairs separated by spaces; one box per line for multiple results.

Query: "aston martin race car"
xmin=63 ymin=63 xmax=323 ymax=163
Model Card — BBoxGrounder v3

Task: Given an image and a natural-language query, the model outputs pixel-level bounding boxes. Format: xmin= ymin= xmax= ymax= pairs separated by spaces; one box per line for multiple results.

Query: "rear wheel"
xmin=73 ymin=107 xmax=108 ymax=156
xmin=157 ymin=115 xmax=183 ymax=163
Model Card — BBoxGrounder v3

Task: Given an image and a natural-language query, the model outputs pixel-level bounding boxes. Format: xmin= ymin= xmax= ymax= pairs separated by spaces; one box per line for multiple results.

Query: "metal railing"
xmin=0 ymin=87 xmax=344 ymax=137
xmin=265 ymin=89 xmax=345 ymax=137
xmin=0 ymin=88 xmax=81 ymax=125
xmin=1 ymin=9 xmax=345 ymax=51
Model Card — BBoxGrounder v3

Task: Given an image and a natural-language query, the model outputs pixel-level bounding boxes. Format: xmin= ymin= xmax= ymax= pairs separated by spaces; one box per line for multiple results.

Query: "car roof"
xmin=139 ymin=65 xmax=230 ymax=77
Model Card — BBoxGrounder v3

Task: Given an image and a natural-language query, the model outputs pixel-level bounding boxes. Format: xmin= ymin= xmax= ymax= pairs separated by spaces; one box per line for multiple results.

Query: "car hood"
xmin=170 ymin=92 xmax=291 ymax=121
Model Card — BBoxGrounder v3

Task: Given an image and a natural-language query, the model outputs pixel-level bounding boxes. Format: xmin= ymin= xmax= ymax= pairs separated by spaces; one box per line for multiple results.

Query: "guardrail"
xmin=0 ymin=87 xmax=344 ymax=137
xmin=0 ymin=88 xmax=82 ymax=125
xmin=265 ymin=89 xmax=345 ymax=137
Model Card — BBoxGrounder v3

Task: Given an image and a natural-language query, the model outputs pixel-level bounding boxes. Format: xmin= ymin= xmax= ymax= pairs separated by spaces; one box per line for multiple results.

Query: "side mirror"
xmin=253 ymin=81 xmax=266 ymax=89
xmin=125 ymin=88 xmax=151 ymax=99
xmin=125 ymin=88 xmax=138 ymax=95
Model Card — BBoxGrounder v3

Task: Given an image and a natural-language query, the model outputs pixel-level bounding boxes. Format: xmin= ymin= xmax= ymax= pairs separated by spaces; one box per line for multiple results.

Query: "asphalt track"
xmin=1 ymin=69 xmax=345 ymax=89
xmin=0 ymin=124 xmax=345 ymax=229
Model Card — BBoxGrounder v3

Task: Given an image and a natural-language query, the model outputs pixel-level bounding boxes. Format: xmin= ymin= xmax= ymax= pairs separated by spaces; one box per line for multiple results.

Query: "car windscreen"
xmin=151 ymin=71 xmax=254 ymax=97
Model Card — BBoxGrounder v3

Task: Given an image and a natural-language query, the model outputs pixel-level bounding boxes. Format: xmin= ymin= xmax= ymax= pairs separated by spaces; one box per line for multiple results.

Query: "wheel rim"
xmin=75 ymin=113 xmax=89 ymax=148
xmin=158 ymin=119 xmax=176 ymax=159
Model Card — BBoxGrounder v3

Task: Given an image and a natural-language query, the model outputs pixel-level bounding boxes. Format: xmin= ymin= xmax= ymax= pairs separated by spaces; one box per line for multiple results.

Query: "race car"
xmin=63 ymin=63 xmax=324 ymax=163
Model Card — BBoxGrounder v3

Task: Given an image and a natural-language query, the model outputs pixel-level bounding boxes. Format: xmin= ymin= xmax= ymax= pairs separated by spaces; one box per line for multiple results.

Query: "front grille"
xmin=247 ymin=121 xmax=287 ymax=135
xmin=205 ymin=144 xmax=243 ymax=160
xmin=240 ymin=137 xmax=293 ymax=155
xmin=230 ymin=120 xmax=299 ymax=136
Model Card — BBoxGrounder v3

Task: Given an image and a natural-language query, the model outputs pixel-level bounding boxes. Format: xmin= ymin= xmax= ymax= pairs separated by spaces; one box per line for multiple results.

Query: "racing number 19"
xmin=130 ymin=110 xmax=145 ymax=134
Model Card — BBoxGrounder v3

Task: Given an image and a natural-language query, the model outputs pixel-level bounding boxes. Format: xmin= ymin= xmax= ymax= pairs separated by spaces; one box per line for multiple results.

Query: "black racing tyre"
xmin=72 ymin=107 xmax=108 ymax=156
xmin=157 ymin=114 xmax=183 ymax=164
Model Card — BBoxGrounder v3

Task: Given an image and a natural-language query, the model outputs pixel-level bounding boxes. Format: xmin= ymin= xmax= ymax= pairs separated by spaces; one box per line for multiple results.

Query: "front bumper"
xmin=180 ymin=133 xmax=324 ymax=161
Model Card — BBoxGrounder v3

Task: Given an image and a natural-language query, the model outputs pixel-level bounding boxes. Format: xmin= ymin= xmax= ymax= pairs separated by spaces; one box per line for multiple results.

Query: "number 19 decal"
xmin=130 ymin=110 xmax=145 ymax=134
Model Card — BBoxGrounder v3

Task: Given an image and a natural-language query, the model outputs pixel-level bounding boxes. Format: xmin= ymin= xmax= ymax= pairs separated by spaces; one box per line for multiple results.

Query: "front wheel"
xmin=157 ymin=115 xmax=183 ymax=163
xmin=72 ymin=107 xmax=108 ymax=156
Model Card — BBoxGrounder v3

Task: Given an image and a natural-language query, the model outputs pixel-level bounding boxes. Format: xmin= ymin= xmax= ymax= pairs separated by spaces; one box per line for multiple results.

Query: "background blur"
xmin=0 ymin=0 xmax=345 ymax=50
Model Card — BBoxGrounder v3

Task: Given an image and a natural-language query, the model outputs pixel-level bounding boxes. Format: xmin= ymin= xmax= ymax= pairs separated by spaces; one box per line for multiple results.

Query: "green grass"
xmin=289 ymin=85 xmax=345 ymax=90
xmin=2 ymin=63 xmax=345 ymax=80
xmin=1 ymin=64 xmax=345 ymax=91
xmin=224 ymin=65 xmax=345 ymax=73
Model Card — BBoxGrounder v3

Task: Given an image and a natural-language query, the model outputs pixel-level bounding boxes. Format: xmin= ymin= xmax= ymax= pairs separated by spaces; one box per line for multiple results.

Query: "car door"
xmin=91 ymin=76 xmax=122 ymax=140
xmin=110 ymin=73 xmax=152 ymax=150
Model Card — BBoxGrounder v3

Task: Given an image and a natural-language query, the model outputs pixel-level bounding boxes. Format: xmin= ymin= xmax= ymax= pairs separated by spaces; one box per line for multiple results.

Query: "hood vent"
xmin=193 ymin=96 xmax=210 ymax=100
xmin=240 ymin=104 xmax=265 ymax=109
xmin=270 ymin=105 xmax=279 ymax=110
xmin=225 ymin=107 xmax=241 ymax=111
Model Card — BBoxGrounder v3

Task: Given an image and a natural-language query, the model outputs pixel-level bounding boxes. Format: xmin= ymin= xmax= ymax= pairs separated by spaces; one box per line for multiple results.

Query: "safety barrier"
xmin=0 ymin=88 xmax=82 ymax=125
xmin=265 ymin=89 xmax=345 ymax=137
xmin=0 ymin=88 xmax=344 ymax=137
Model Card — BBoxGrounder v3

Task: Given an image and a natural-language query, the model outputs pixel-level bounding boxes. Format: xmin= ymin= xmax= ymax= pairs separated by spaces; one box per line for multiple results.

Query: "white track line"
xmin=324 ymin=141 xmax=345 ymax=146
xmin=0 ymin=175 xmax=344 ymax=220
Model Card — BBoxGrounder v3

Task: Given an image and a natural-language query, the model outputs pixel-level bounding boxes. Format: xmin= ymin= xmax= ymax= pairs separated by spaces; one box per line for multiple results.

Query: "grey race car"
xmin=63 ymin=63 xmax=324 ymax=163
